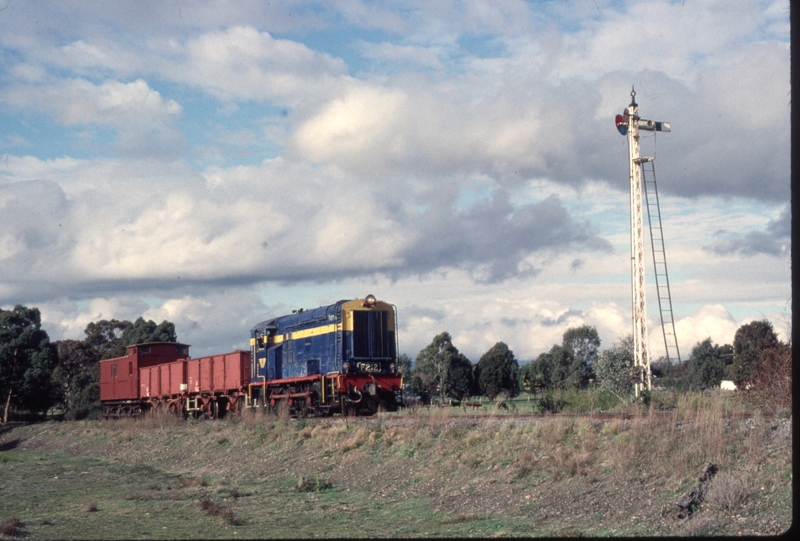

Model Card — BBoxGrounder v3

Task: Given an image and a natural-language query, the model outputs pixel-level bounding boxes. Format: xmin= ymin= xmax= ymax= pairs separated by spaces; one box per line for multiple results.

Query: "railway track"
xmin=285 ymin=409 xmax=778 ymax=424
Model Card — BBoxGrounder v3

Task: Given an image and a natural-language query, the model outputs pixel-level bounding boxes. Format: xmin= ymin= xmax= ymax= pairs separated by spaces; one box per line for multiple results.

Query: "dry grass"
xmin=88 ymin=393 xmax=784 ymax=505
xmin=178 ymin=476 xmax=208 ymax=488
xmin=340 ymin=427 xmax=370 ymax=453
xmin=0 ymin=390 xmax=790 ymax=538
xmin=706 ymin=471 xmax=751 ymax=511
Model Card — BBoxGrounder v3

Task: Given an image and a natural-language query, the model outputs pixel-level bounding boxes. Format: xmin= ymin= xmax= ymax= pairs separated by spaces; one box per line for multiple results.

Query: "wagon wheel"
xmin=208 ymin=399 xmax=219 ymax=420
xmin=234 ymin=396 xmax=244 ymax=415
xmin=218 ymin=397 xmax=230 ymax=419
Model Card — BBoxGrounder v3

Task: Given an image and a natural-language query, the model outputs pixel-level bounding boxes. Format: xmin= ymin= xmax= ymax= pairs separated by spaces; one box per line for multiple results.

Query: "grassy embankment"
xmin=0 ymin=390 xmax=792 ymax=538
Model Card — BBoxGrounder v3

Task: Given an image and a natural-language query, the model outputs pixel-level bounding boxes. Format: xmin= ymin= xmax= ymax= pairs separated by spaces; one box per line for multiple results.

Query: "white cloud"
xmin=292 ymin=84 xmax=411 ymax=167
xmin=5 ymin=78 xmax=180 ymax=126
xmin=167 ymin=26 xmax=348 ymax=104
xmin=665 ymin=304 xmax=739 ymax=359
xmin=2 ymin=78 xmax=186 ymax=158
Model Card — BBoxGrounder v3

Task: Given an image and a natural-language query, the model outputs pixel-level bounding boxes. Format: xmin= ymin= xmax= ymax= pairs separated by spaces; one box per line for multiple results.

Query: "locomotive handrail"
xmin=392 ymin=304 xmax=399 ymax=366
xmin=284 ymin=315 xmax=330 ymax=329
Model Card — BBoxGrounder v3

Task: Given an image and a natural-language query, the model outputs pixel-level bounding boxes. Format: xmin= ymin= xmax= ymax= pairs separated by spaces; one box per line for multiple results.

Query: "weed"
xmin=199 ymin=498 xmax=221 ymax=514
xmin=296 ymin=475 xmax=333 ymax=492
xmin=199 ymin=498 xmax=243 ymax=525
xmin=0 ymin=517 xmax=22 ymax=537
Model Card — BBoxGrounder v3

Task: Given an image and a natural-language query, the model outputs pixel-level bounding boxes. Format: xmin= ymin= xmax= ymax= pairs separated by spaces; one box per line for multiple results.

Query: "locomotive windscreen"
xmin=353 ymin=310 xmax=390 ymax=358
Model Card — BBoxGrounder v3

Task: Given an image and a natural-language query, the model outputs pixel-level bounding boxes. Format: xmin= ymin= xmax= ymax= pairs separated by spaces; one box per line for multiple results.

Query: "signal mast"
xmin=615 ymin=87 xmax=676 ymax=397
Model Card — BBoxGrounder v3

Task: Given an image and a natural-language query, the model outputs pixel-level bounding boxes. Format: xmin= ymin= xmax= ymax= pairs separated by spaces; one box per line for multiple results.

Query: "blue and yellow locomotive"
xmin=248 ymin=294 xmax=403 ymax=416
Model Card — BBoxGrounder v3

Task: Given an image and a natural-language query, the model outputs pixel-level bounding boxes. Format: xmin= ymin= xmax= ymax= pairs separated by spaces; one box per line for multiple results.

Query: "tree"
xmin=0 ymin=305 xmax=59 ymax=422
xmin=593 ymin=335 xmax=634 ymax=396
xmin=476 ymin=342 xmax=519 ymax=400
xmin=396 ymin=353 xmax=412 ymax=376
xmin=732 ymin=320 xmax=779 ymax=385
xmin=122 ymin=317 xmax=177 ymax=346
xmin=84 ymin=319 xmax=131 ymax=360
xmin=562 ymin=325 xmax=600 ymax=389
xmin=685 ymin=338 xmax=727 ymax=391
xmin=52 ymin=339 xmax=96 ymax=418
xmin=445 ymin=351 xmax=474 ymax=400
xmin=410 ymin=332 xmax=472 ymax=403
xmin=523 ymin=326 xmax=600 ymax=392
xmin=525 ymin=345 xmax=571 ymax=391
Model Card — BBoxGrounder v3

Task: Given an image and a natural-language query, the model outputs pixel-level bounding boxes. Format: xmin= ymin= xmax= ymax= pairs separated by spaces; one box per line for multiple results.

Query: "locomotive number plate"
xmin=356 ymin=362 xmax=381 ymax=373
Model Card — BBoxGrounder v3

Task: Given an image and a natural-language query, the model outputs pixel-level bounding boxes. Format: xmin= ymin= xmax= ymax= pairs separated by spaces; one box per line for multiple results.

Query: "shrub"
xmin=0 ymin=518 xmax=22 ymax=537
xmin=537 ymin=392 xmax=566 ymax=414
xmin=745 ymin=343 xmax=792 ymax=412
xmin=594 ymin=335 xmax=634 ymax=396
xmin=707 ymin=471 xmax=750 ymax=510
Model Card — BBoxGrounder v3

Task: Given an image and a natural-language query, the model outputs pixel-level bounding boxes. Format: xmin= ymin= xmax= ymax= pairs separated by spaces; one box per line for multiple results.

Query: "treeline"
xmin=401 ymin=320 xmax=791 ymax=410
xmin=0 ymin=305 xmax=177 ymax=423
xmin=401 ymin=325 xmax=604 ymax=404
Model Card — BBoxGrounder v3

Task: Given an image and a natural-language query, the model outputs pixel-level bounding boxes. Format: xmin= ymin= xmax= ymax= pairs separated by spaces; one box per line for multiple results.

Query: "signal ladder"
xmin=636 ymin=157 xmax=682 ymax=368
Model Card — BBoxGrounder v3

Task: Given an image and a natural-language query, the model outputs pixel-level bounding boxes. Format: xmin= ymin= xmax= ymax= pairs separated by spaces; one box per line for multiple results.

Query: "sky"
xmin=0 ymin=0 xmax=791 ymax=364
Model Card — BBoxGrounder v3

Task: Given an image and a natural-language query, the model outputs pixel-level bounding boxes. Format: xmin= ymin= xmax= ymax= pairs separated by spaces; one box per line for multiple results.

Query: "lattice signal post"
xmin=615 ymin=88 xmax=671 ymax=397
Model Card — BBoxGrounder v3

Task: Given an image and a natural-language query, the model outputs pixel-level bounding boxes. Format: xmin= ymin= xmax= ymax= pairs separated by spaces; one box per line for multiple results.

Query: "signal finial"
xmin=630 ymin=86 xmax=637 ymax=107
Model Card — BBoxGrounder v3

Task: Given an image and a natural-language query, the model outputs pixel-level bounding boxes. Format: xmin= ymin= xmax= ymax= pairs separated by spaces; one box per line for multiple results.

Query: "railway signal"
xmin=615 ymin=87 xmax=679 ymax=397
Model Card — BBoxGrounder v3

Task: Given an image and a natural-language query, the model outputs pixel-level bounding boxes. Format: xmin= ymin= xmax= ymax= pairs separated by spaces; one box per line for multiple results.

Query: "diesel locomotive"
xmin=99 ymin=295 xmax=404 ymax=418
